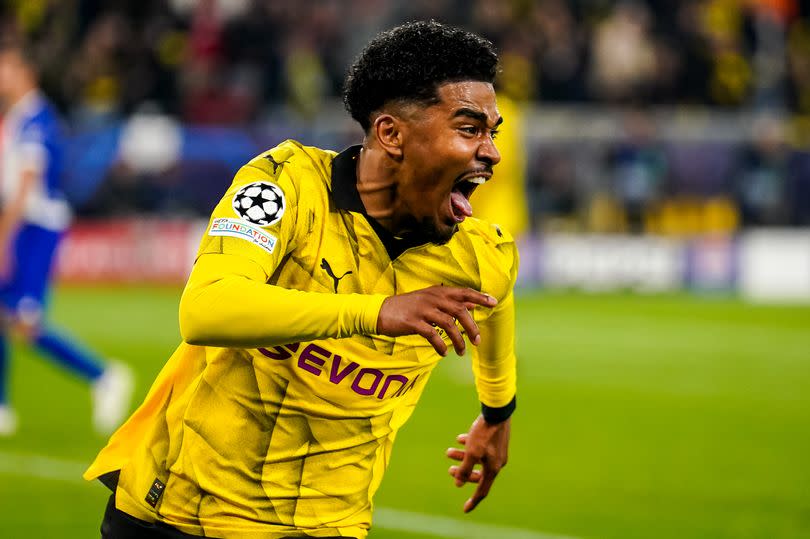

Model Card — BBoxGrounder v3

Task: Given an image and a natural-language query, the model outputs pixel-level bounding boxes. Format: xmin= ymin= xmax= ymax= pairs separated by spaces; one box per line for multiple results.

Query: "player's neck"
xmin=355 ymin=146 xmax=397 ymax=226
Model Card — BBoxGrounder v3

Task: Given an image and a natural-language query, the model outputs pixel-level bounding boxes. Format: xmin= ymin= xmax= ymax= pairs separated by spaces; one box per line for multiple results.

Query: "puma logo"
xmin=265 ymin=154 xmax=290 ymax=174
xmin=321 ymin=258 xmax=352 ymax=292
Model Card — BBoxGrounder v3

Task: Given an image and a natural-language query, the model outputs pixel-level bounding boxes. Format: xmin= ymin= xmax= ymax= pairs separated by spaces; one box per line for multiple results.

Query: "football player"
xmin=87 ymin=21 xmax=518 ymax=539
xmin=0 ymin=37 xmax=133 ymax=436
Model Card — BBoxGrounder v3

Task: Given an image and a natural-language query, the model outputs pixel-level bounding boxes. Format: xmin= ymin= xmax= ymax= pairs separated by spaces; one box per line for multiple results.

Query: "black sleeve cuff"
xmin=481 ymin=395 xmax=516 ymax=424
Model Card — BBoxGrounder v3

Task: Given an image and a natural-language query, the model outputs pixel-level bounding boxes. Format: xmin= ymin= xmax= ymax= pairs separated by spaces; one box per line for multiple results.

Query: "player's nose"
xmin=477 ymin=135 xmax=500 ymax=167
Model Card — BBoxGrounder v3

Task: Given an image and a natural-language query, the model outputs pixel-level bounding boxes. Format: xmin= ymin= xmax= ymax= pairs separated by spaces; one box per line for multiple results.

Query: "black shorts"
xmin=101 ymin=493 xmax=200 ymax=538
xmin=100 ymin=492 xmax=354 ymax=539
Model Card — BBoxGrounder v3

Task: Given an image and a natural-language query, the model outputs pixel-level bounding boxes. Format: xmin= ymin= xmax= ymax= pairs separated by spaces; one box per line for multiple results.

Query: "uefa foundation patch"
xmin=208 ymin=217 xmax=278 ymax=254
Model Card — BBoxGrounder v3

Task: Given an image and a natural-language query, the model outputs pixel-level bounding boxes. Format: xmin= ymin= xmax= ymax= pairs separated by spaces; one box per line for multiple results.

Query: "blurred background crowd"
xmin=3 ymin=0 xmax=810 ymax=234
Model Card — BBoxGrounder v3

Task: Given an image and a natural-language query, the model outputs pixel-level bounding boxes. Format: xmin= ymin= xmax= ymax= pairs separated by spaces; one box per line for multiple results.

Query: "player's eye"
xmin=490 ymin=129 xmax=499 ymax=140
xmin=459 ymin=126 xmax=478 ymax=136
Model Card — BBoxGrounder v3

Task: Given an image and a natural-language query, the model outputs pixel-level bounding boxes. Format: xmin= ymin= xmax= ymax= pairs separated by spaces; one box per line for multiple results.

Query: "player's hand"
xmin=446 ymin=415 xmax=510 ymax=513
xmin=376 ymin=286 xmax=496 ymax=356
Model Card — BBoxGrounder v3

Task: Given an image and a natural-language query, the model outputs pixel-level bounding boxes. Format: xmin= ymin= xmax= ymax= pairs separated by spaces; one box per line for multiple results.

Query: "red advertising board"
xmin=56 ymin=219 xmax=205 ymax=284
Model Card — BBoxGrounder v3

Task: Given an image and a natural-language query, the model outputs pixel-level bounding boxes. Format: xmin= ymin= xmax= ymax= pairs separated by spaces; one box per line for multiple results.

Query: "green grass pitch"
xmin=0 ymin=285 xmax=808 ymax=538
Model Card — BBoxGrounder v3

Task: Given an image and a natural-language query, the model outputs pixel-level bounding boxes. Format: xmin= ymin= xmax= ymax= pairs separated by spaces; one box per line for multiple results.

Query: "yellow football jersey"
xmin=85 ymin=140 xmax=518 ymax=538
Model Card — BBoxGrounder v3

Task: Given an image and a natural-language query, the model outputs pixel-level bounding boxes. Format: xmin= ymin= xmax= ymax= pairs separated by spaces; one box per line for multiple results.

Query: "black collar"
xmin=330 ymin=145 xmax=366 ymax=213
xmin=330 ymin=145 xmax=423 ymax=260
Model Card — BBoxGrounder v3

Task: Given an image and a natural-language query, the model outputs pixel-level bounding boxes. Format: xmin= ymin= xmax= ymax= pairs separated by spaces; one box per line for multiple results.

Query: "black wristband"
xmin=481 ymin=395 xmax=516 ymax=424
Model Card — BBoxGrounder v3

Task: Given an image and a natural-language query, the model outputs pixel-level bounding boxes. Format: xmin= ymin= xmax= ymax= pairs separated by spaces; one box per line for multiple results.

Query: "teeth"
xmin=454 ymin=176 xmax=489 ymax=188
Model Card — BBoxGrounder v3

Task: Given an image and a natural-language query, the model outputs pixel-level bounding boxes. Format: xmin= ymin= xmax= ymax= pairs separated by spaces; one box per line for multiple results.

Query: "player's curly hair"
xmin=343 ymin=20 xmax=499 ymax=131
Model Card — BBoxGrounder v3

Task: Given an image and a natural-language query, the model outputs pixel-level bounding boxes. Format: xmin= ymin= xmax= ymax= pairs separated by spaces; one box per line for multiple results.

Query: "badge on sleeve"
xmin=232 ymin=181 xmax=286 ymax=226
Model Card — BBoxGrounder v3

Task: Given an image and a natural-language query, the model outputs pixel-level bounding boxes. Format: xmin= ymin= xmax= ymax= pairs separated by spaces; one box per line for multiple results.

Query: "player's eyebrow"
xmin=452 ymin=107 xmax=504 ymax=128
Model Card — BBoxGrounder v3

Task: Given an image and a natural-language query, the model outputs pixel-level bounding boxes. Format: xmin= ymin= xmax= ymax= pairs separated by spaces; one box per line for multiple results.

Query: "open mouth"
xmin=449 ymin=174 xmax=489 ymax=223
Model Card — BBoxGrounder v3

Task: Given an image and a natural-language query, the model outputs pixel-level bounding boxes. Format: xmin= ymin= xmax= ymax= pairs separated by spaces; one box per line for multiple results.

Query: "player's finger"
xmin=446 ymin=447 xmax=465 ymax=461
xmin=432 ymin=312 xmax=466 ymax=356
xmin=417 ymin=323 xmax=448 ymax=356
xmin=450 ymin=305 xmax=480 ymax=346
xmin=456 ymin=434 xmax=468 ymax=444
xmin=445 ymin=322 xmax=466 ymax=356
xmin=463 ymin=470 xmax=495 ymax=513
xmin=449 ymin=466 xmax=481 ymax=483
xmin=452 ymin=288 xmax=497 ymax=308
xmin=454 ymin=452 xmax=478 ymax=487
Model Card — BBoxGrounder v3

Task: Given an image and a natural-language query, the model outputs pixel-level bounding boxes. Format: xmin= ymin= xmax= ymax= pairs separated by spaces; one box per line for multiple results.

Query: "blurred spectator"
xmin=181 ymin=60 xmax=258 ymax=125
xmin=532 ymin=0 xmax=587 ymax=102
xmin=668 ymin=1 xmax=715 ymax=105
xmin=282 ymin=34 xmax=329 ymax=120
xmin=468 ymin=0 xmax=515 ymax=45
xmin=63 ymin=12 xmax=132 ymax=131
xmin=735 ymin=115 xmax=791 ymax=225
xmin=528 ymin=148 xmax=579 ymax=232
xmin=787 ymin=18 xmax=810 ymax=112
xmin=700 ymin=0 xmax=756 ymax=106
xmin=588 ymin=1 xmax=657 ymax=103
xmin=787 ymin=148 xmax=810 ymax=225
xmin=607 ymin=110 xmax=668 ymax=232
xmin=178 ymin=0 xmax=258 ymax=124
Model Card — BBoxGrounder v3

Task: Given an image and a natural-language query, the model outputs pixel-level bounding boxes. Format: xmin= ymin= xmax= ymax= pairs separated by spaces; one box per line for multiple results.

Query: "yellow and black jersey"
xmin=85 ymin=140 xmax=518 ymax=539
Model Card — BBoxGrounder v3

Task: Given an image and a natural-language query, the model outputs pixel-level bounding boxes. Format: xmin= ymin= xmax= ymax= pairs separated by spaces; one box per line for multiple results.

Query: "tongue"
xmin=450 ymin=190 xmax=473 ymax=218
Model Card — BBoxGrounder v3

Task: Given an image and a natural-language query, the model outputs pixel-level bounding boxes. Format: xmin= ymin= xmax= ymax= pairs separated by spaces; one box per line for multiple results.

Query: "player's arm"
xmin=181 ymin=253 xmax=497 ymax=351
xmin=0 ymin=167 xmax=36 ymax=243
xmin=180 ymin=253 xmax=386 ymax=347
xmin=447 ymin=241 xmax=518 ymax=512
xmin=0 ymin=139 xmax=43 ymax=276
xmin=471 ymin=288 xmax=518 ymax=422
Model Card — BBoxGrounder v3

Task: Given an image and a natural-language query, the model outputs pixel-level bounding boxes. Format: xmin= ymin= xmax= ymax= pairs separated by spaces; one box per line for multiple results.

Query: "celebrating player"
xmin=0 ymin=38 xmax=133 ymax=436
xmin=86 ymin=21 xmax=518 ymax=538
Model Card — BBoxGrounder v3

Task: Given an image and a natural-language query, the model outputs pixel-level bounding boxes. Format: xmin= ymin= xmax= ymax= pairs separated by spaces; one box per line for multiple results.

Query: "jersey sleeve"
xmin=180 ymin=148 xmax=387 ymax=348
xmin=195 ymin=153 xmax=300 ymax=278
xmin=471 ymin=236 xmax=519 ymax=423
xmin=17 ymin=120 xmax=47 ymax=174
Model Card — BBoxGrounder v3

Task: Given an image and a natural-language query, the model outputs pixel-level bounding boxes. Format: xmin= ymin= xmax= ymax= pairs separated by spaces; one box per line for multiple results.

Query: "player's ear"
xmin=372 ymin=113 xmax=404 ymax=159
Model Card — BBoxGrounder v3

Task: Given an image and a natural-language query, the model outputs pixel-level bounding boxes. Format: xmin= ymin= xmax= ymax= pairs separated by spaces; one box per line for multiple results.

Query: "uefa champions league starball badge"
xmin=232 ymin=181 xmax=286 ymax=226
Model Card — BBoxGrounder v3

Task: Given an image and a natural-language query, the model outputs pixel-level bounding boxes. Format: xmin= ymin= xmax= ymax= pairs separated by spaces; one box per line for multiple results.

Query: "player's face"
xmin=395 ymin=81 xmax=502 ymax=244
xmin=0 ymin=51 xmax=12 ymax=101
xmin=0 ymin=50 xmax=23 ymax=106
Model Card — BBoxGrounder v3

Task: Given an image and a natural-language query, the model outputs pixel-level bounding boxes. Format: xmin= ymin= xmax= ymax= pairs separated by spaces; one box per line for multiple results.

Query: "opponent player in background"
xmin=0 ymin=38 xmax=133 ymax=436
xmin=86 ymin=21 xmax=518 ymax=538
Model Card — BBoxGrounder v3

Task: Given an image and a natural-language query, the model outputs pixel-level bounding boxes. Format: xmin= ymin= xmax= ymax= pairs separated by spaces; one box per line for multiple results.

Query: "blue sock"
xmin=0 ymin=333 xmax=8 ymax=405
xmin=34 ymin=327 xmax=105 ymax=381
